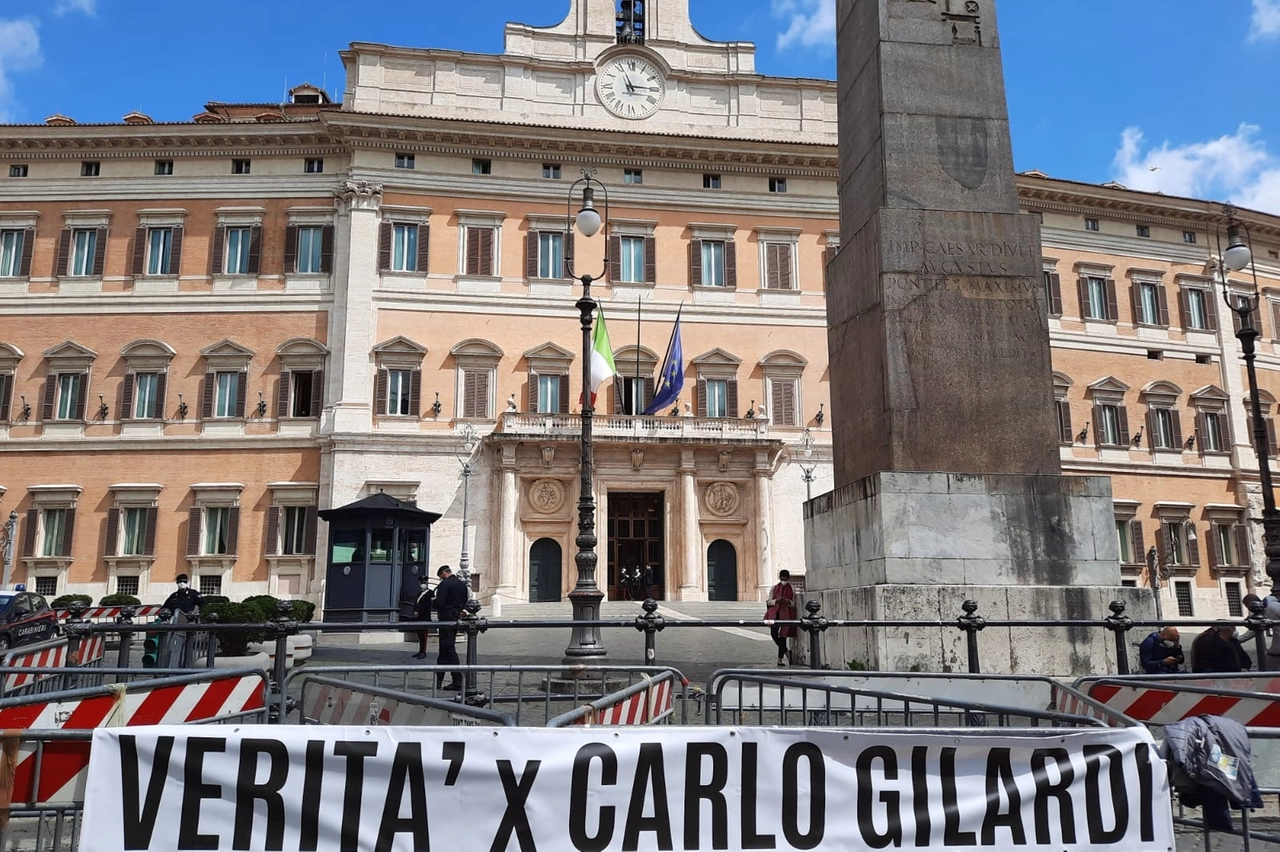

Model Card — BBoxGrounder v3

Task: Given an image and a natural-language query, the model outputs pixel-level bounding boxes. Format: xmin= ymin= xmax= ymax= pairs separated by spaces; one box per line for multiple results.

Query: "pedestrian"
xmin=1190 ymin=621 xmax=1252 ymax=673
xmin=162 ymin=574 xmax=204 ymax=615
xmin=765 ymin=569 xmax=797 ymax=666
xmin=410 ymin=577 xmax=434 ymax=660
xmin=432 ymin=565 xmax=468 ymax=690
xmin=1138 ymin=626 xmax=1184 ymax=674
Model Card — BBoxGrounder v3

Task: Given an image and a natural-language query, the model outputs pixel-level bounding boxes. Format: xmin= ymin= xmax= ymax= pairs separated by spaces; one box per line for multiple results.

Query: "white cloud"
xmin=1251 ymin=0 xmax=1280 ymax=40
xmin=1112 ymin=124 xmax=1280 ymax=215
xmin=53 ymin=0 xmax=96 ymax=16
xmin=0 ymin=18 xmax=42 ymax=123
xmin=772 ymin=0 xmax=836 ymax=51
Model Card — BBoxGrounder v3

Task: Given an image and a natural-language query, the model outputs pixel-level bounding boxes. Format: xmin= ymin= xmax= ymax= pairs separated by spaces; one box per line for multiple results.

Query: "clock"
xmin=596 ymin=55 xmax=667 ymax=119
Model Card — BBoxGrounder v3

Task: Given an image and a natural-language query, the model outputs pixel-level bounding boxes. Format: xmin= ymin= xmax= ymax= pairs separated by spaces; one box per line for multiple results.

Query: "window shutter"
xmin=1144 ymin=409 xmax=1156 ymax=449
xmin=1204 ymin=293 xmax=1219 ymax=331
xmin=170 ymin=227 xmax=184 ymax=275
xmin=558 ymin=374 xmax=570 ymax=414
xmin=226 ymin=507 xmax=240 ymax=555
xmin=1048 ymin=273 xmax=1062 ymax=316
xmin=1156 ymin=524 xmax=1168 ymax=568
xmin=478 ymin=227 xmax=494 ymax=276
xmin=210 ymin=226 xmax=226 ymax=275
xmin=725 ymin=241 xmax=738 ymax=289
xmin=1177 ymin=288 xmax=1190 ymax=329
xmin=21 ymin=509 xmax=37 ymax=557
xmin=1268 ymin=418 xmax=1278 ymax=456
xmin=1156 ymin=284 xmax=1170 ymax=327
xmin=56 ymin=229 xmax=72 ymax=277
xmin=1170 ymin=410 xmax=1183 ymax=449
xmin=200 ymin=374 xmax=214 ymax=420
xmin=644 ymin=236 xmax=656 ymax=283
xmin=823 ymin=246 xmax=835 ymax=293
xmin=1116 ymin=405 xmax=1130 ymax=445
xmin=415 ymin=225 xmax=430 ymax=274
xmin=528 ymin=370 xmax=539 ymax=411
xmin=696 ymin=379 xmax=707 ymax=417
xmin=409 ymin=369 xmax=422 ymax=416
xmin=375 ymin=370 xmax=389 ymax=415
xmin=1130 ymin=520 xmax=1145 ymax=562
xmin=303 ymin=507 xmax=318 ymax=555
xmin=1090 ymin=404 xmax=1102 ymax=446
xmin=465 ymin=228 xmax=481 ymax=276
xmin=1234 ymin=524 xmax=1251 ymax=567
xmin=61 ymin=508 xmax=76 ymax=557
xmin=475 ymin=371 xmax=490 ymax=418
xmin=464 ymin=371 xmax=479 ymax=418
xmin=1207 ymin=525 xmax=1221 ymax=570
xmin=154 ymin=372 xmax=167 ymax=420
xmin=265 ymin=507 xmax=280 ymax=556
xmin=17 ymin=228 xmax=34 ymax=277
xmin=233 ymin=371 xmax=247 ymax=418
xmin=613 ymin=378 xmax=625 ymax=415
xmin=131 ymin=227 xmax=148 ymax=276
xmin=1057 ymin=399 xmax=1072 ymax=443
xmin=104 ymin=507 xmax=120 ymax=556
xmin=1104 ymin=279 xmax=1119 ymax=322
xmin=41 ymin=377 xmax=56 ymax=421
xmin=766 ymin=244 xmax=781 ymax=290
xmin=689 ymin=240 xmax=702 ymax=287
xmin=276 ymin=371 xmax=291 ymax=418
xmin=309 ymin=370 xmax=324 ymax=415
xmin=1076 ymin=277 xmax=1089 ymax=318
xmin=779 ymin=380 xmax=796 ymax=425
xmin=320 ymin=225 xmax=335 ymax=274
xmin=526 ymin=233 xmax=539 ymax=280
xmin=120 ymin=373 xmax=135 ymax=421
xmin=378 ymin=222 xmax=393 ymax=272
xmin=1186 ymin=523 xmax=1200 ymax=568
xmin=283 ymin=225 xmax=298 ymax=273
xmin=246 ymin=225 xmax=262 ymax=275
xmin=644 ymin=376 xmax=655 ymax=410
xmin=1129 ymin=283 xmax=1143 ymax=326
xmin=143 ymin=506 xmax=157 ymax=556
xmin=779 ymin=244 xmax=793 ymax=290
xmin=72 ymin=374 xmax=88 ymax=419
xmin=0 ymin=376 xmax=9 ymax=422
xmin=609 ymin=235 xmax=622 ymax=283
xmin=726 ymin=379 xmax=739 ymax=418
xmin=91 ymin=228 xmax=107 ymax=277
xmin=187 ymin=507 xmax=203 ymax=556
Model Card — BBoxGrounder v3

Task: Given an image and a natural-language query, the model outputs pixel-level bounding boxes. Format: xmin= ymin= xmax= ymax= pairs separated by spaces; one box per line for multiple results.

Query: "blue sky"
xmin=2 ymin=0 xmax=1279 ymax=213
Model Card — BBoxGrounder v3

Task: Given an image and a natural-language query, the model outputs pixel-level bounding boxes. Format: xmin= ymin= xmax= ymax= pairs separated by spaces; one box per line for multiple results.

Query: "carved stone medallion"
xmin=704 ymin=481 xmax=740 ymax=518
xmin=529 ymin=479 xmax=565 ymax=515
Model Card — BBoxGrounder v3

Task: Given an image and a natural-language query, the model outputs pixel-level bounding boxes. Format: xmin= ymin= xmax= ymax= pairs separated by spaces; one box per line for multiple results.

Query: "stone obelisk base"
xmin=802 ymin=472 xmax=1154 ymax=676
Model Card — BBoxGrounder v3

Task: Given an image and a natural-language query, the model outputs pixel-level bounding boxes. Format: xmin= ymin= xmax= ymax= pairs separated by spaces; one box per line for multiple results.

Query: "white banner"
xmin=81 ymin=725 xmax=1173 ymax=852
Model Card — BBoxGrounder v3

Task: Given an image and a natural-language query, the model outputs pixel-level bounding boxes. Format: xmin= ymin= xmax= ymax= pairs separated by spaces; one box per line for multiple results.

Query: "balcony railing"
xmin=499 ymin=412 xmax=771 ymax=442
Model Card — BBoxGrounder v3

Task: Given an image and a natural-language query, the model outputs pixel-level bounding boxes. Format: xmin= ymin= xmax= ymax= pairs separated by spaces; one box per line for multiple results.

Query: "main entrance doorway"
xmin=528 ymin=538 xmax=562 ymax=602
xmin=606 ymin=492 xmax=665 ymax=600
xmin=707 ymin=539 xmax=738 ymax=601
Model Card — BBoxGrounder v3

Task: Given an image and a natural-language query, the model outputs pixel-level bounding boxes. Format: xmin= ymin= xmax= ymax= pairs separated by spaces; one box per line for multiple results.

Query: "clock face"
xmin=596 ymin=56 xmax=667 ymax=119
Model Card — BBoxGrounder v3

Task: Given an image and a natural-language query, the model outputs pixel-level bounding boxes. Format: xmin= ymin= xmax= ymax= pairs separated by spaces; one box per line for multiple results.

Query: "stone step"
xmin=495 ymin=600 xmax=766 ymax=622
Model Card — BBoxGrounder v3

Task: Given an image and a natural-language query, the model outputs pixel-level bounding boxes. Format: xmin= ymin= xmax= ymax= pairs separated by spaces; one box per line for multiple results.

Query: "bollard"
xmin=269 ymin=601 xmax=299 ymax=723
xmin=1104 ymin=600 xmax=1133 ymax=675
xmin=957 ymin=600 xmax=986 ymax=674
xmin=633 ymin=598 xmax=666 ymax=666
xmin=63 ymin=602 xmax=87 ymax=666
xmin=114 ymin=606 xmax=136 ymax=679
xmin=801 ymin=600 xmax=829 ymax=670
xmin=1244 ymin=596 xmax=1271 ymax=672
xmin=460 ymin=599 xmax=488 ymax=697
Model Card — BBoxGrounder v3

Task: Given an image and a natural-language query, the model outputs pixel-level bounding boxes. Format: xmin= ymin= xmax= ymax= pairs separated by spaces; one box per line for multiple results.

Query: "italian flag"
xmin=587 ymin=306 xmax=616 ymax=407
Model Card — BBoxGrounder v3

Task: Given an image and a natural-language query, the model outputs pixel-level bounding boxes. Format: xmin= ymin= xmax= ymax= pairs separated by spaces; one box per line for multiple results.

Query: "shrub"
xmin=288 ymin=600 xmax=316 ymax=623
xmin=201 ymin=595 xmax=230 ymax=607
xmin=98 ymin=593 xmax=142 ymax=607
xmin=51 ymin=594 xmax=93 ymax=609
xmin=241 ymin=595 xmax=281 ymax=622
xmin=201 ymin=601 xmax=269 ymax=657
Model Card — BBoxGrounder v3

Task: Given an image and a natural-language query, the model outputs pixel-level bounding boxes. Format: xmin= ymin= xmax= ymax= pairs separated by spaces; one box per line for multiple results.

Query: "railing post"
xmin=461 ymin=598 xmax=488 ymax=698
xmin=633 ymin=598 xmax=666 ymax=665
xmin=1104 ymin=600 xmax=1133 ymax=675
xmin=204 ymin=612 xmax=219 ymax=669
xmin=63 ymin=602 xmax=87 ymax=664
xmin=1244 ymin=595 xmax=1271 ymax=672
xmin=957 ymin=600 xmax=986 ymax=674
xmin=801 ymin=600 xmax=829 ymax=671
xmin=114 ymin=606 xmax=136 ymax=678
xmin=268 ymin=601 xmax=298 ymax=723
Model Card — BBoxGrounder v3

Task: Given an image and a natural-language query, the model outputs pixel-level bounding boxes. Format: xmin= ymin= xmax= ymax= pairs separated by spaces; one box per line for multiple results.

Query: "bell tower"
xmin=617 ymin=0 xmax=646 ymax=44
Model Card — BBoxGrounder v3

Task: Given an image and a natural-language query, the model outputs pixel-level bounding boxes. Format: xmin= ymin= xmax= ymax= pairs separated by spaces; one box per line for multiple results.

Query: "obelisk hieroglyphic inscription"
xmin=829 ymin=0 xmax=1060 ymax=486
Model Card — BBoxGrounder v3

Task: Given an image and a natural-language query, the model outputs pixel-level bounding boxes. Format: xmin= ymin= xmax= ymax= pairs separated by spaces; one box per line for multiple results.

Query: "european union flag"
xmin=644 ymin=311 xmax=684 ymax=415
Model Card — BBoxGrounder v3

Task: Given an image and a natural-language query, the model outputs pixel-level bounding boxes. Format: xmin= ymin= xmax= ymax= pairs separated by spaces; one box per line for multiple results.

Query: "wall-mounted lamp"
xmin=176 ymin=393 xmax=188 ymax=422
xmin=1076 ymin=423 xmax=1089 ymax=445
xmin=1184 ymin=434 xmax=1196 ymax=451
xmin=814 ymin=403 xmax=825 ymax=427
xmin=255 ymin=391 xmax=267 ymax=419
xmin=745 ymin=400 xmax=756 ymax=419
xmin=96 ymin=394 xmax=109 ymax=421
xmin=1130 ymin=426 xmax=1143 ymax=449
xmin=18 ymin=395 xmax=30 ymax=422
xmin=431 ymin=391 xmax=442 ymax=419
xmin=1186 ymin=522 xmax=1198 ymax=544
xmin=669 ymin=403 xmax=680 ymax=416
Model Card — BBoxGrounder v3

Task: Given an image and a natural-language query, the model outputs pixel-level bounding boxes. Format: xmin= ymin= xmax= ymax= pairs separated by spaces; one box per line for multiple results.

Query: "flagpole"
xmin=635 ymin=296 xmax=642 ymax=415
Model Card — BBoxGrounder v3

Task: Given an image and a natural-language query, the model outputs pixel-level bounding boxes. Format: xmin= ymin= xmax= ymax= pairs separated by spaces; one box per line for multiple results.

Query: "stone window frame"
xmin=608 ymin=219 xmax=658 ymax=287
xmin=1139 ymin=380 xmax=1184 ymax=454
xmin=41 ymin=341 xmax=97 ymax=424
xmin=372 ymin=336 xmax=427 ymax=420
xmin=1126 ymin=267 xmax=1170 ymax=329
xmin=611 ymin=345 xmax=659 ymax=415
xmin=755 ymin=227 xmax=801 ymax=292
xmin=283 ymin=206 xmax=336 ymax=279
xmin=1052 ymin=371 xmax=1073 ymax=444
xmin=1225 ymin=279 xmax=1260 ymax=335
xmin=132 ymin=209 xmax=188 ymax=280
xmin=1202 ymin=503 xmax=1251 ymax=577
xmin=691 ymin=347 xmax=743 ymax=418
xmin=186 ymin=483 xmax=244 ymax=582
xmin=209 ymin=207 xmax=265 ymax=280
xmin=688 ymin=222 xmax=739 ymax=291
xmin=0 ymin=210 xmax=38 ymax=281
xmin=1113 ymin=500 xmax=1145 ymax=580
xmin=759 ymin=349 xmax=808 ymax=428
xmin=452 ymin=338 xmax=504 ymax=421
xmin=198 ymin=339 xmax=254 ymax=423
xmin=1074 ymin=262 xmax=1118 ymax=323
xmin=275 ymin=337 xmax=329 ymax=421
xmin=365 ymin=481 xmax=419 ymax=504
xmin=1086 ymin=376 xmax=1130 ymax=448
xmin=56 ymin=210 xmax=111 ymax=280
xmin=524 ymin=342 xmax=575 ymax=414
xmin=455 ymin=210 xmax=506 ymax=280
xmin=0 ymin=342 xmax=23 ymax=424
xmin=1042 ymin=256 xmax=1063 ymax=318
xmin=524 ymin=214 xmax=574 ymax=283
xmin=265 ymin=481 xmax=319 ymax=595
xmin=20 ymin=485 xmax=82 ymax=584
xmin=378 ymin=205 xmax=432 ymax=276
xmin=103 ymin=483 xmax=163 ymax=589
xmin=1153 ymin=501 xmax=1199 ymax=578
xmin=119 ymin=339 xmax=175 ymax=422
xmin=1176 ymin=274 xmax=1219 ymax=333
xmin=1189 ymin=384 xmax=1234 ymax=456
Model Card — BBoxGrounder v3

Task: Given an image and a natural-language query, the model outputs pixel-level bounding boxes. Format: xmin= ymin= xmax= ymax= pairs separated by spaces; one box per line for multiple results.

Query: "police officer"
xmin=162 ymin=574 xmax=204 ymax=615
xmin=432 ymin=565 xmax=468 ymax=690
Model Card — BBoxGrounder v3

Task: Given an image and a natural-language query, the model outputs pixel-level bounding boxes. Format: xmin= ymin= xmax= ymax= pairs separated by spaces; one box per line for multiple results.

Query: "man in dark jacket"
xmin=432 ymin=565 xmax=468 ymax=690
xmin=1139 ymin=626 xmax=1184 ymax=673
xmin=162 ymin=574 xmax=204 ymax=615
xmin=1191 ymin=622 xmax=1252 ymax=673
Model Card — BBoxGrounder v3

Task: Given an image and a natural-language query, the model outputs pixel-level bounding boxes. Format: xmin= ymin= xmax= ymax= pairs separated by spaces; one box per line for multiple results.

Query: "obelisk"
xmin=805 ymin=0 xmax=1149 ymax=675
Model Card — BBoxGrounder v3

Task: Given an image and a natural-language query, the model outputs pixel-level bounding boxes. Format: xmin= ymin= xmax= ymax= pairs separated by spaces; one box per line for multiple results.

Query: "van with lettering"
xmin=0 ymin=589 xmax=59 ymax=653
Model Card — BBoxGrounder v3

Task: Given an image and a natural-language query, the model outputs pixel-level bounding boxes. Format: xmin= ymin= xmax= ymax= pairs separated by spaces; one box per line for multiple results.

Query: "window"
xmin=1043 ymin=271 xmax=1062 ymax=317
xmin=54 ymin=373 xmax=85 ymax=421
xmin=542 ymin=164 xmax=561 ymax=179
xmin=1150 ymin=406 xmax=1180 ymax=450
xmin=154 ymin=160 xmax=173 ymax=176
xmin=224 ymin=227 xmax=253 ymax=275
xmin=1182 ymin=287 xmax=1215 ymax=331
xmin=199 ymin=575 xmax=222 ymax=597
xmin=1162 ymin=521 xmax=1189 ymax=566
xmin=145 ymin=227 xmax=174 ymax=276
xmin=1085 ymin=218 xmax=1099 ymax=231
xmin=769 ymin=177 xmax=787 ymax=193
xmin=703 ymin=174 xmax=721 ymax=189
xmin=34 ymin=578 xmax=57 ymax=598
xmin=618 ymin=235 xmax=645 ymax=283
xmin=295 ymin=226 xmax=325 ymax=274
xmin=68 ymin=228 xmax=99 ymax=277
xmin=386 ymin=222 xmax=422 ymax=273
xmin=0 ymin=229 xmax=28 ymax=277
xmin=116 ymin=575 xmax=139 ymax=597
xmin=1209 ymin=520 xmax=1250 ymax=570
xmin=472 ymin=158 xmax=492 ymax=175
xmin=1132 ymin=281 xmax=1166 ymax=326
xmin=1198 ymin=410 xmax=1228 ymax=452
xmin=281 ymin=369 xmax=322 ymax=418
xmin=1081 ymin=276 xmax=1112 ymax=320
xmin=536 ymin=374 xmax=563 ymax=414
xmin=1136 ymin=225 xmax=1151 ymax=238
xmin=231 ymin=159 xmax=251 ymax=175
xmin=9 ymin=165 xmax=28 ymax=178
xmin=1183 ymin=231 xmax=1197 ymax=244
xmin=1121 ymin=579 xmax=1137 ymax=588
xmin=770 ymin=378 xmax=797 ymax=426
xmin=538 ymin=232 xmax=564 ymax=280
xmin=624 ymin=169 xmax=643 ymax=185
xmin=763 ymin=243 xmax=794 ymax=290
xmin=1094 ymin=402 xmax=1126 ymax=446
xmin=395 ymin=153 xmax=416 ymax=169
xmin=211 ymin=371 xmax=241 ymax=419
xmin=304 ymin=158 xmax=324 ymax=174
xmin=386 ymin=369 xmax=415 ymax=416
xmin=131 ymin=372 xmax=160 ymax=419
xmin=617 ymin=376 xmax=648 ymax=415
xmin=701 ymin=240 xmax=726 ymax=287
xmin=462 ymin=369 xmax=491 ymax=419
xmin=1174 ymin=581 xmax=1194 ymax=617
xmin=80 ymin=161 xmax=100 ymax=177
xmin=280 ymin=506 xmax=312 ymax=555
xmin=121 ymin=507 xmax=150 ymax=556
xmin=704 ymin=380 xmax=728 ymax=417
xmin=203 ymin=506 xmax=232 ymax=555
xmin=464 ymin=227 xmax=496 ymax=277
xmin=1225 ymin=582 xmax=1243 ymax=617
xmin=40 ymin=508 xmax=70 ymax=557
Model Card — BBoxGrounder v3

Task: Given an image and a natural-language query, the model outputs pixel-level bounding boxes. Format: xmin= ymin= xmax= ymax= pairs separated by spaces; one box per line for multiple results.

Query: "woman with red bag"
xmin=765 ymin=569 xmax=797 ymax=666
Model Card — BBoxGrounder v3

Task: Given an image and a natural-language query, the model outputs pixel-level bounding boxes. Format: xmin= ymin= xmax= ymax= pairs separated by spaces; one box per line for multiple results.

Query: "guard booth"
xmin=318 ymin=493 xmax=440 ymax=622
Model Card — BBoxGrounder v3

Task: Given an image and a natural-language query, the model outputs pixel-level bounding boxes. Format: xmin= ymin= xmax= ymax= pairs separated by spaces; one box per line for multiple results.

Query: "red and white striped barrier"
xmin=54 ymin=605 xmax=163 ymax=623
xmin=576 ymin=676 xmax=674 ymax=726
xmin=1078 ymin=678 xmax=1280 ymax=728
xmin=2 ymin=642 xmax=68 ymax=693
xmin=303 ymin=682 xmax=458 ymax=727
xmin=70 ymin=634 xmax=105 ymax=667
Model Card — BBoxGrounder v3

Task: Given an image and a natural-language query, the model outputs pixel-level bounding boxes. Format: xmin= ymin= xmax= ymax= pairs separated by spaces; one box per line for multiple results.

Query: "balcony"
xmin=498 ymin=412 xmax=771 ymax=443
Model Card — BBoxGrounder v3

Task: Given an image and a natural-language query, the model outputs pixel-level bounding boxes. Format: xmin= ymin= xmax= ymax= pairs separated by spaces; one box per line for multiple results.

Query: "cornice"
xmin=0 ymin=124 xmax=340 ymax=158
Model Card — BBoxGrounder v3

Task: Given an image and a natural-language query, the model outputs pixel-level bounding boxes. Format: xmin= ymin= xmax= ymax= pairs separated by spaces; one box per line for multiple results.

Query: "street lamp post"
xmin=799 ymin=429 xmax=817 ymax=503
xmin=456 ymin=423 xmax=479 ymax=596
xmin=1145 ymin=545 xmax=1164 ymax=624
xmin=1215 ymin=203 xmax=1280 ymax=607
xmin=0 ymin=511 xmax=17 ymax=588
xmin=563 ymin=168 xmax=610 ymax=666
